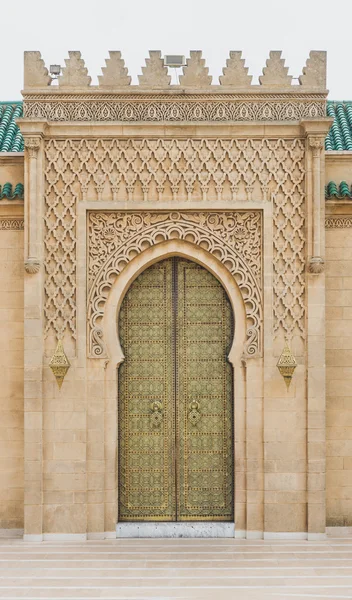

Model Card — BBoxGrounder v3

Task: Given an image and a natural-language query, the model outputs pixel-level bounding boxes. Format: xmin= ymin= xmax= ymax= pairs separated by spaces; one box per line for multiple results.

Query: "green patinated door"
xmin=118 ymin=258 xmax=234 ymax=522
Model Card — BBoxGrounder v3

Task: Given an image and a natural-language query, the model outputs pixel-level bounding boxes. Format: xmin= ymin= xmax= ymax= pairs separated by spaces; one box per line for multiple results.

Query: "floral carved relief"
xmin=325 ymin=216 xmax=352 ymax=229
xmin=24 ymin=95 xmax=325 ymax=122
xmin=87 ymin=211 xmax=262 ymax=358
xmin=44 ymin=137 xmax=305 ymax=349
xmin=0 ymin=218 xmax=24 ymax=230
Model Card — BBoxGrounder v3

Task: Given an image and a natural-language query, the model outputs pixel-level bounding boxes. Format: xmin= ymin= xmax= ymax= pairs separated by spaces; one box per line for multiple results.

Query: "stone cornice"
xmin=22 ymin=91 xmax=327 ymax=123
xmin=22 ymin=88 xmax=327 ymax=97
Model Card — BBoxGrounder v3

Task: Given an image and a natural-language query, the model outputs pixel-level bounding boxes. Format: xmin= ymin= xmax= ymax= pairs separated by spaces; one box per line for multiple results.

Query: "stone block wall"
xmin=0 ymin=206 xmax=24 ymax=529
xmin=326 ymin=208 xmax=352 ymax=526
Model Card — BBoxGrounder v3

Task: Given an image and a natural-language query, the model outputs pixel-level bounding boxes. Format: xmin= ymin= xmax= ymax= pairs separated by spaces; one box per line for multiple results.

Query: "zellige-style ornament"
xmin=49 ymin=339 xmax=70 ymax=389
xmin=277 ymin=339 xmax=297 ymax=389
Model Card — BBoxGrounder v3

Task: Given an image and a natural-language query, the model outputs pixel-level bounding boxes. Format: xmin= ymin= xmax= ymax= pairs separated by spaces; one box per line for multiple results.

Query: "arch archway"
xmin=103 ymin=239 xmax=247 ymax=367
xmin=88 ymin=210 xmax=262 ymax=359
xmin=101 ymin=240 xmax=248 ymax=532
xmin=117 ymin=255 xmax=234 ymax=522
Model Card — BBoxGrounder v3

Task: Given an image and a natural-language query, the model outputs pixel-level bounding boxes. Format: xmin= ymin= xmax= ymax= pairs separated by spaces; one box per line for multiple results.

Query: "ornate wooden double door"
xmin=118 ymin=258 xmax=234 ymax=521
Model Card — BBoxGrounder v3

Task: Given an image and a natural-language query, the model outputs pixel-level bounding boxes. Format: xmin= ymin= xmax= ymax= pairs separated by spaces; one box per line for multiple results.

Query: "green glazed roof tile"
xmin=0 ymin=103 xmax=23 ymax=152
xmin=326 ymin=181 xmax=352 ymax=199
xmin=1 ymin=99 xmax=352 ymax=152
xmin=0 ymin=182 xmax=24 ymax=199
xmin=326 ymin=101 xmax=352 ymax=151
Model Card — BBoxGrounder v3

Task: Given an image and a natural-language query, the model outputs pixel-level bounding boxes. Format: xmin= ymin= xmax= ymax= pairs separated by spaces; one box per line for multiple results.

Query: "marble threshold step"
xmin=116 ymin=522 xmax=235 ymax=538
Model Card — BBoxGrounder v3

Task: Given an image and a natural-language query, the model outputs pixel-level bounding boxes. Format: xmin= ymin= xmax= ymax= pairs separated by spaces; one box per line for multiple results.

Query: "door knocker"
xmin=150 ymin=400 xmax=163 ymax=428
xmin=188 ymin=401 xmax=201 ymax=426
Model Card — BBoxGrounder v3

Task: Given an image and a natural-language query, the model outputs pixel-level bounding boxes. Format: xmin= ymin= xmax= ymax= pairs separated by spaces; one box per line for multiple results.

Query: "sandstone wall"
xmin=326 ymin=205 xmax=352 ymax=526
xmin=0 ymin=204 xmax=24 ymax=529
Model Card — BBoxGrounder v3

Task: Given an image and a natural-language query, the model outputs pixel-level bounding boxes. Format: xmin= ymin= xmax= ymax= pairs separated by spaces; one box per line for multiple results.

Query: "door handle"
xmin=150 ymin=400 xmax=163 ymax=428
xmin=188 ymin=401 xmax=201 ymax=426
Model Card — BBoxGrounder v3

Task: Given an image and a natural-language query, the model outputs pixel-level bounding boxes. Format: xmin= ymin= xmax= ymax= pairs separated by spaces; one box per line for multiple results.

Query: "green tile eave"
xmin=0 ymin=102 xmax=24 ymax=152
xmin=0 ymin=183 xmax=24 ymax=200
xmin=2 ymin=99 xmax=352 ymax=152
xmin=326 ymin=181 xmax=352 ymax=200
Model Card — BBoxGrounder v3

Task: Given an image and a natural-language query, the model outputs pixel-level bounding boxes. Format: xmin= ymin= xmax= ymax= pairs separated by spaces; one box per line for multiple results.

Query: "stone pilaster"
xmin=308 ymin=137 xmax=325 ymax=274
xmin=302 ymin=120 xmax=332 ymax=538
xmin=22 ymin=132 xmax=45 ymax=539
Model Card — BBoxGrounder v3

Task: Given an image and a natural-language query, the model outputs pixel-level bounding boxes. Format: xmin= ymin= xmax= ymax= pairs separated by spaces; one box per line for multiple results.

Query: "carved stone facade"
xmin=325 ymin=215 xmax=352 ymax=229
xmin=24 ymin=94 xmax=326 ymax=122
xmin=44 ymin=137 xmax=305 ymax=350
xmin=4 ymin=48 xmax=351 ymax=540
xmin=87 ymin=211 xmax=262 ymax=357
xmin=0 ymin=218 xmax=24 ymax=230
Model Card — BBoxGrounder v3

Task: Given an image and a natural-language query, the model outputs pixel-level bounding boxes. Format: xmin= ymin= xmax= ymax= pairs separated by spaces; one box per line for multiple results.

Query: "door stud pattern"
xmin=118 ymin=258 xmax=234 ymax=521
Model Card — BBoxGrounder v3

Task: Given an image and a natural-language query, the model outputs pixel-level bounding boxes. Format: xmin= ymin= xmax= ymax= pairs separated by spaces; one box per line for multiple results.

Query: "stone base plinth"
xmin=116 ymin=522 xmax=235 ymax=538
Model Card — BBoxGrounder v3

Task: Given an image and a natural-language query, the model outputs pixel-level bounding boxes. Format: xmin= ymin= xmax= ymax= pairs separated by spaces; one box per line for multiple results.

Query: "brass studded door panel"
xmin=176 ymin=260 xmax=234 ymax=521
xmin=118 ymin=260 xmax=175 ymax=521
xmin=118 ymin=258 xmax=233 ymax=522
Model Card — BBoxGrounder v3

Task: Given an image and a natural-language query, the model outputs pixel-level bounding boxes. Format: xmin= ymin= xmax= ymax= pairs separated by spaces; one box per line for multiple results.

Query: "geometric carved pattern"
xmin=0 ymin=218 xmax=24 ymax=230
xmin=44 ymin=137 xmax=305 ymax=347
xmin=24 ymin=94 xmax=325 ymax=122
xmin=272 ymin=140 xmax=306 ymax=341
xmin=44 ymin=142 xmax=77 ymax=341
xmin=325 ymin=216 xmax=352 ymax=229
xmin=87 ymin=211 xmax=262 ymax=358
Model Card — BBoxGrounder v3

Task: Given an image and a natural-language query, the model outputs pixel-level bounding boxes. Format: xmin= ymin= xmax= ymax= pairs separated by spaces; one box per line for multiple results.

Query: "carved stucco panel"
xmin=25 ymin=95 xmax=325 ymax=122
xmin=87 ymin=211 xmax=262 ymax=358
xmin=43 ymin=137 xmax=305 ymax=350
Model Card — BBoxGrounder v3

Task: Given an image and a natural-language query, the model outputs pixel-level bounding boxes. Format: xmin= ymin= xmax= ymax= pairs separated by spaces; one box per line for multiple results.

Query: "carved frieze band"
xmin=87 ymin=211 xmax=262 ymax=358
xmin=325 ymin=216 xmax=352 ymax=229
xmin=44 ymin=137 xmax=305 ymax=347
xmin=0 ymin=218 xmax=24 ymax=230
xmin=24 ymin=96 xmax=325 ymax=122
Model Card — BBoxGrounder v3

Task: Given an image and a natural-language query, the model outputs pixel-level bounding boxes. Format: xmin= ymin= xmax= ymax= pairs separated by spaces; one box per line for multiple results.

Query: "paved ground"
xmin=0 ymin=536 xmax=352 ymax=599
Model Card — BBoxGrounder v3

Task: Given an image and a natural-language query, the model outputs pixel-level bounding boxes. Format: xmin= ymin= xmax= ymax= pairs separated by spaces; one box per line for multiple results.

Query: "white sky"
xmin=1 ymin=0 xmax=351 ymax=99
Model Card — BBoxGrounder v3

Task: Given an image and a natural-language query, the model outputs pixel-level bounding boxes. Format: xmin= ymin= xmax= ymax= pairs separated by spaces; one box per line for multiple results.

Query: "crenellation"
xmin=219 ymin=51 xmax=252 ymax=87
xmin=59 ymin=51 xmax=91 ymax=88
xmin=21 ymin=50 xmax=328 ymax=92
xmin=0 ymin=47 xmax=350 ymax=540
xmin=138 ymin=51 xmax=171 ymax=87
xmin=300 ymin=51 xmax=327 ymax=90
xmin=179 ymin=51 xmax=212 ymax=87
xmin=24 ymin=52 xmax=51 ymax=88
xmin=98 ymin=51 xmax=131 ymax=87
xmin=259 ymin=51 xmax=292 ymax=87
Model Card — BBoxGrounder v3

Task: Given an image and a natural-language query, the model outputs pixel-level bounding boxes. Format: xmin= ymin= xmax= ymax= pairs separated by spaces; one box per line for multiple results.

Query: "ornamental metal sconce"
xmin=277 ymin=339 xmax=297 ymax=390
xmin=49 ymin=339 xmax=70 ymax=389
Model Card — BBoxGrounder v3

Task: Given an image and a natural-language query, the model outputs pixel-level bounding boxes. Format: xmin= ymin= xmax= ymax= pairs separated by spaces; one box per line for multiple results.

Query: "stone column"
xmin=308 ymin=137 xmax=325 ymax=274
xmin=307 ymin=134 xmax=326 ymax=539
xmin=245 ymin=357 xmax=264 ymax=538
xmin=22 ymin=134 xmax=44 ymax=540
xmin=24 ymin=137 xmax=41 ymax=275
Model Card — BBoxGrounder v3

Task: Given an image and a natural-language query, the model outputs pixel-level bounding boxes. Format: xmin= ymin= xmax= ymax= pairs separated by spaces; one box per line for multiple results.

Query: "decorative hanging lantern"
xmin=277 ymin=339 xmax=297 ymax=390
xmin=49 ymin=339 xmax=70 ymax=389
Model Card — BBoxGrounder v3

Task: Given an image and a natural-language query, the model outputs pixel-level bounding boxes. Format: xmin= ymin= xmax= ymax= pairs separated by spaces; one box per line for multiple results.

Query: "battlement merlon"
xmin=23 ymin=50 xmax=327 ymax=93
xmin=21 ymin=50 xmax=328 ymax=124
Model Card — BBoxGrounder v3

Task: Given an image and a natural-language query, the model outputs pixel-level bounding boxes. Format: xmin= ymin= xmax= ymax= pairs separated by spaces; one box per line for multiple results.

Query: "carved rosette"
xmin=87 ymin=211 xmax=263 ymax=359
xmin=24 ymin=258 xmax=41 ymax=274
xmin=308 ymin=256 xmax=324 ymax=274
